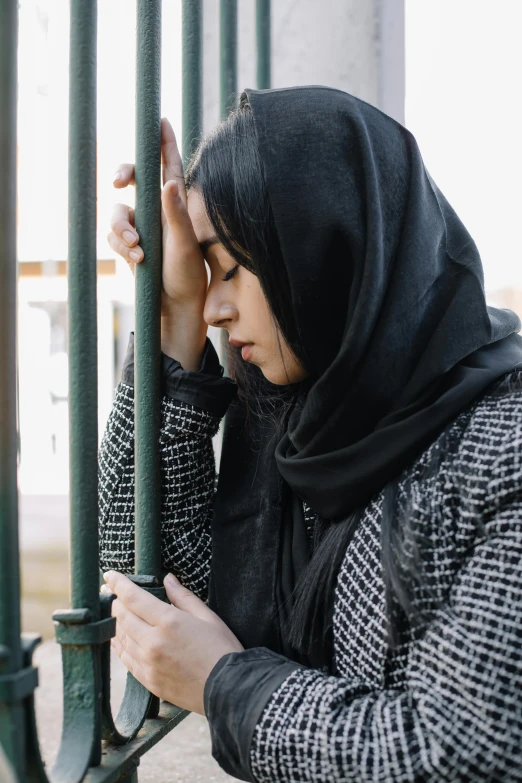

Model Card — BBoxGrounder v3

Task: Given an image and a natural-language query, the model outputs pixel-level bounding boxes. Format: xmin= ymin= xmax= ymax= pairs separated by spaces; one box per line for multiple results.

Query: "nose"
xmin=203 ymin=287 xmax=237 ymax=330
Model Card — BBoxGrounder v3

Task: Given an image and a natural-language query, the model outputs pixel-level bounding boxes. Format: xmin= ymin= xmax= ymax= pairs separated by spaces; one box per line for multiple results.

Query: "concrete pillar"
xmin=201 ymin=0 xmax=405 ymax=136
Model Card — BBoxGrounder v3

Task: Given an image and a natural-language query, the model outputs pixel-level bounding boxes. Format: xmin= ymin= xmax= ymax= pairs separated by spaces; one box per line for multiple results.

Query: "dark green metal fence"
xmin=0 ymin=1 xmax=270 ymax=780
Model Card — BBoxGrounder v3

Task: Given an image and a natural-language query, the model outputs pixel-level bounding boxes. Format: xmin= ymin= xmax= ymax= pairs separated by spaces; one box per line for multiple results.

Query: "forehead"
xmin=187 ymin=188 xmax=212 ymax=242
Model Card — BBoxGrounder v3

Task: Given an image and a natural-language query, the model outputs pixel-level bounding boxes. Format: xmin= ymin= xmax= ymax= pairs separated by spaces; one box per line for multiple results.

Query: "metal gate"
xmin=0 ymin=1 xmax=270 ymax=780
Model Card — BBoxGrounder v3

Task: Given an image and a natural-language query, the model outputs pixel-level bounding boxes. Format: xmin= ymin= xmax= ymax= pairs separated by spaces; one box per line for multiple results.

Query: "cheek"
xmin=239 ymin=282 xmax=273 ymax=330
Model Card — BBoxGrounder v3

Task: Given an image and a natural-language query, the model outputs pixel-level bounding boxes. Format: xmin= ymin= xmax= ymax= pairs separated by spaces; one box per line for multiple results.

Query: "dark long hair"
xmin=184 ymin=95 xmax=420 ymax=663
xmin=185 ymin=94 xmax=310 ymax=431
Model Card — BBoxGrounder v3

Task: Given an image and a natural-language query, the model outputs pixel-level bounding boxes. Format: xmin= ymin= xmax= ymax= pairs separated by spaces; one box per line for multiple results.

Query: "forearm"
xmin=207 ymin=638 xmax=522 ymax=783
xmin=161 ymin=304 xmax=208 ymax=372
xmin=98 ymin=332 xmax=237 ymax=596
xmin=98 ymin=386 xmax=217 ymax=592
xmin=98 ymin=382 xmax=136 ymax=572
xmin=157 ymin=395 xmax=220 ymax=598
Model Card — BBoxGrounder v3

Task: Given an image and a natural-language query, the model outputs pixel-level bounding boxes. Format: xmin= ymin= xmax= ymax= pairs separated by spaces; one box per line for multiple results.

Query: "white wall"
xmin=405 ymin=0 xmax=522 ymax=295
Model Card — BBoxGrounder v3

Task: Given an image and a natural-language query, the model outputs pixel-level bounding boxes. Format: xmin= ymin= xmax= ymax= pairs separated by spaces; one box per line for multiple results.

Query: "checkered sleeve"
xmin=246 ymin=424 xmax=522 ymax=782
xmin=98 ymin=334 xmax=237 ymax=601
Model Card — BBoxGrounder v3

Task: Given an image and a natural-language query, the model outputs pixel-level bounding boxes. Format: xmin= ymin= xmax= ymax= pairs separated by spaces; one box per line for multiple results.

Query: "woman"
xmin=99 ymin=86 xmax=522 ymax=781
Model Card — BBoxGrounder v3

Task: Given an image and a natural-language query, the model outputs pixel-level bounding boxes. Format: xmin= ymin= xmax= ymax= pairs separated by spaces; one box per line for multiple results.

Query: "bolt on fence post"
xmin=0 ymin=0 xmax=25 ymax=776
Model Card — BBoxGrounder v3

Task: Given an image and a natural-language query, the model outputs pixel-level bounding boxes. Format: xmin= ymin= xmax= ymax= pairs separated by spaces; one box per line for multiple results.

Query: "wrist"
xmin=161 ymin=308 xmax=207 ymax=371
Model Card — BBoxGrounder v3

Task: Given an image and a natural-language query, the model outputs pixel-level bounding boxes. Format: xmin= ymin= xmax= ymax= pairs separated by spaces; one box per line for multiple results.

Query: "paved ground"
xmin=21 ymin=494 xmax=234 ymax=782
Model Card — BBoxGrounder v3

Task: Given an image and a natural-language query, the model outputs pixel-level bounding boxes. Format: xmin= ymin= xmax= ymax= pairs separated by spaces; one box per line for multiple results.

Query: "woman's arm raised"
xmin=98 ymin=118 xmax=237 ymax=598
xmin=108 ymin=117 xmax=209 ymax=370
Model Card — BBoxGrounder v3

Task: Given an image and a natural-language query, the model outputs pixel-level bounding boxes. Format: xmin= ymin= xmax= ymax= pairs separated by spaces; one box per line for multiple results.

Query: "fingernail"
xmin=123 ymin=230 xmax=138 ymax=245
xmin=129 ymin=249 xmax=141 ymax=261
xmin=103 ymin=571 xmax=112 ymax=583
xmin=165 ymin=573 xmax=179 ymax=586
xmin=113 ymin=170 xmax=123 ymax=183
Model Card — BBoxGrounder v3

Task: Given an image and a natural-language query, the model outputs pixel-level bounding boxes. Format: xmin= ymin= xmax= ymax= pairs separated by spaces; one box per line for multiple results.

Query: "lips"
xmin=241 ymin=344 xmax=254 ymax=361
xmin=229 ymin=338 xmax=252 ymax=348
xmin=229 ymin=338 xmax=254 ymax=361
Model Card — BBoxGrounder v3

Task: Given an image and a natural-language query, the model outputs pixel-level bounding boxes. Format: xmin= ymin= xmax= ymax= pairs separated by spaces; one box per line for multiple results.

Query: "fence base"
xmin=118 ymin=763 xmax=138 ymax=783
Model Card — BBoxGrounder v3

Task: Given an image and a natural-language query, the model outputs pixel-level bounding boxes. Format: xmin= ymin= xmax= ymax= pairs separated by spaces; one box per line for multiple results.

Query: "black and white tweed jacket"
xmin=99 ymin=344 xmax=522 ymax=782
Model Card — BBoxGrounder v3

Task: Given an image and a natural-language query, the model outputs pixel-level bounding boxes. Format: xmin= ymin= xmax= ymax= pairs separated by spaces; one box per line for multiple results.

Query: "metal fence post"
xmin=0 ymin=0 xmax=25 ymax=775
xmin=218 ymin=0 xmax=238 ymax=369
xmin=134 ymin=0 xmax=163 ymax=583
xmin=182 ymin=0 xmax=203 ymax=168
xmin=256 ymin=0 xmax=271 ymax=89
xmin=99 ymin=0 xmax=171 ymax=747
xmin=49 ymin=2 xmax=108 ymax=777
xmin=220 ymin=0 xmax=238 ymax=121
xmin=68 ymin=0 xmax=100 ymax=624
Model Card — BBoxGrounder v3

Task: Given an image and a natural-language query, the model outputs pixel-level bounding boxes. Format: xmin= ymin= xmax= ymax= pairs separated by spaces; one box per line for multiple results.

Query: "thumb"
xmin=162 ymin=180 xmax=190 ymax=229
xmin=161 ymin=180 xmax=201 ymax=254
xmin=164 ymin=573 xmax=215 ymax=622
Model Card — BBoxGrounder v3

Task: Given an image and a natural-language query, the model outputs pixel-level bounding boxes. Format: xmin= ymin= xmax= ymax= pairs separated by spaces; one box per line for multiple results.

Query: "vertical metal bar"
xmin=0 ymin=0 xmax=25 ymax=773
xmin=256 ymin=0 xmax=271 ymax=89
xmin=68 ymin=0 xmax=100 ymax=619
xmin=134 ymin=0 xmax=162 ymax=578
xmin=219 ymin=0 xmax=237 ymax=372
xmin=182 ymin=0 xmax=203 ymax=168
xmin=0 ymin=0 xmax=21 ymax=672
xmin=220 ymin=0 xmax=238 ymax=121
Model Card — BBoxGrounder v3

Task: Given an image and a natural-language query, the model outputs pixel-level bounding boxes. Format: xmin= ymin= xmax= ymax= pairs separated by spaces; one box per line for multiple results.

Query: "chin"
xmin=261 ymin=365 xmax=307 ymax=386
xmin=261 ymin=371 xmax=287 ymax=385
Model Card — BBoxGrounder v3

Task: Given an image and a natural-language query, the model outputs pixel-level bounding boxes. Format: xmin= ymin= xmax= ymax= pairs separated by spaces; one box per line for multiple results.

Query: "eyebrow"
xmin=199 ymin=236 xmax=220 ymax=255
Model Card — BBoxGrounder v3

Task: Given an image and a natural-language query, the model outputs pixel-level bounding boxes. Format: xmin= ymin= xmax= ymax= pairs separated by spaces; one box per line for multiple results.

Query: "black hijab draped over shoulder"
xmin=208 ymin=86 xmax=522 ymax=661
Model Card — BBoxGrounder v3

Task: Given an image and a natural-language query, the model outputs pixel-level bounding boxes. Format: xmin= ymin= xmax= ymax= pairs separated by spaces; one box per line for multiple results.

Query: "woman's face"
xmin=188 ymin=189 xmax=309 ymax=385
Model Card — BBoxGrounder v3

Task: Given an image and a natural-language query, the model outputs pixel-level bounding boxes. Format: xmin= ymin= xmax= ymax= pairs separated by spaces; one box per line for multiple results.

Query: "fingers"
xmin=110 ymin=202 xmax=137 ymax=238
xmin=111 ymin=635 xmax=150 ymax=687
xmin=113 ymin=163 xmax=135 ymax=188
xmin=103 ymin=570 xmax=170 ymax=627
xmin=107 ymin=203 xmax=143 ymax=270
xmin=110 ymin=596 xmax=149 ymax=651
xmin=113 ymin=117 xmax=184 ymax=198
xmin=163 ymin=573 xmax=215 ymax=623
xmin=107 ymin=232 xmax=143 ymax=272
xmin=161 ymin=117 xmax=187 ymax=205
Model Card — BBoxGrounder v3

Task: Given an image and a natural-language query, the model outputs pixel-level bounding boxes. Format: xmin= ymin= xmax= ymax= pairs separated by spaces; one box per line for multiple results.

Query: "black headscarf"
xmin=208 ymin=86 xmax=522 ymax=665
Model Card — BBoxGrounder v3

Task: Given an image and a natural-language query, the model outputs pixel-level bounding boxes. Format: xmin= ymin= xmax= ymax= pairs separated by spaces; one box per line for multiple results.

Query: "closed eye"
xmin=221 ymin=264 xmax=239 ymax=282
